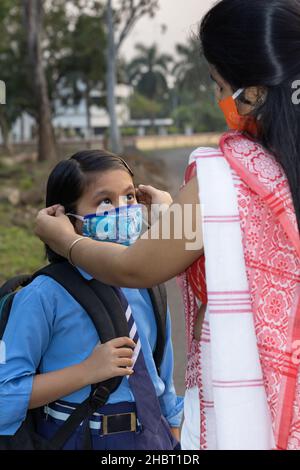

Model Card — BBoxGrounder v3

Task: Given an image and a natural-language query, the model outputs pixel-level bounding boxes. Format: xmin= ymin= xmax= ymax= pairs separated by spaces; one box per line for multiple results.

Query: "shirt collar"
xmin=76 ymin=266 xmax=93 ymax=281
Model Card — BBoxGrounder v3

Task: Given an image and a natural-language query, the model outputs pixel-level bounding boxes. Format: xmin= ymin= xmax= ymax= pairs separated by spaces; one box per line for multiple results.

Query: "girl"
xmin=0 ymin=150 xmax=183 ymax=450
xmin=35 ymin=0 xmax=300 ymax=450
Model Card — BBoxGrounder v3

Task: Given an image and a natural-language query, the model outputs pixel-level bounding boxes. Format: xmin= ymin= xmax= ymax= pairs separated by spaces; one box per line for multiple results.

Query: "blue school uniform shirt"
xmin=0 ymin=268 xmax=183 ymax=435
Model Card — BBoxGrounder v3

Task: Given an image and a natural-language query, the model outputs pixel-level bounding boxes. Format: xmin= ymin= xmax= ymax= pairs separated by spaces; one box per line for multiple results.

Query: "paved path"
xmin=146 ymin=148 xmax=195 ymax=395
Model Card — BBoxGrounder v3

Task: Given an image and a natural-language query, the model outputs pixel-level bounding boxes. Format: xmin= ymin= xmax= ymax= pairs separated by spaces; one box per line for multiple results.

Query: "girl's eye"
xmin=127 ymin=194 xmax=135 ymax=202
xmin=100 ymin=198 xmax=113 ymax=206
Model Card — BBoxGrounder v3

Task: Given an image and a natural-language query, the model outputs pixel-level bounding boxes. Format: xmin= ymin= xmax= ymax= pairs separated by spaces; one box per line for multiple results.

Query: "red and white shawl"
xmin=179 ymin=130 xmax=300 ymax=450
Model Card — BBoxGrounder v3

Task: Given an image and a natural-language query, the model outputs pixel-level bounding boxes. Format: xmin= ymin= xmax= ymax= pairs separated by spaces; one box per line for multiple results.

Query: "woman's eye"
xmin=213 ymin=82 xmax=223 ymax=93
xmin=127 ymin=194 xmax=135 ymax=201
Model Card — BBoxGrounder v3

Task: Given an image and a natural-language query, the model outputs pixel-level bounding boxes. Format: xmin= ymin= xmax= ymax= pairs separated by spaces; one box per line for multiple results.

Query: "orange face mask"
xmin=219 ymin=88 xmax=259 ymax=137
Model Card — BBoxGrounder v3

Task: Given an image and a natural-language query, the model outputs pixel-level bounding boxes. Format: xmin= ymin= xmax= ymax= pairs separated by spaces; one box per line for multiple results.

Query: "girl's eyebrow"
xmin=93 ymin=185 xmax=135 ymax=199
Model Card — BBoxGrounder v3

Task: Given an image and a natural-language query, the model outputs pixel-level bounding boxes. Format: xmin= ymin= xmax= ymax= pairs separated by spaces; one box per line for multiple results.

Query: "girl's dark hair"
xmin=45 ymin=149 xmax=134 ymax=263
xmin=200 ymin=0 xmax=300 ymax=232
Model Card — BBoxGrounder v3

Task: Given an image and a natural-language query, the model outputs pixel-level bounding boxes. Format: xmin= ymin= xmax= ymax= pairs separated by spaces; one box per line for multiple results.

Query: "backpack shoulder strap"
xmin=0 ymin=293 xmax=16 ymax=340
xmin=32 ymin=262 xmax=128 ymax=449
xmin=88 ymin=280 xmax=130 ymax=338
xmin=0 ymin=274 xmax=33 ymax=298
xmin=34 ymin=263 xmax=118 ymax=342
xmin=147 ymin=284 xmax=168 ymax=374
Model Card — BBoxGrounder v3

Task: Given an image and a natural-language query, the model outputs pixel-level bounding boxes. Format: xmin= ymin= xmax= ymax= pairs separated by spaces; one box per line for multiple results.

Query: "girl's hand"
xmin=35 ymin=205 xmax=77 ymax=257
xmin=82 ymin=337 xmax=136 ymax=385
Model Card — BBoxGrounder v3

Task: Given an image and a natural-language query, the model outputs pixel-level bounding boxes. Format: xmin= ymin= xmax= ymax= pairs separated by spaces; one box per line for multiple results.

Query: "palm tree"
xmin=173 ymin=38 xmax=211 ymax=94
xmin=127 ymin=43 xmax=173 ymax=101
xmin=172 ymin=37 xmax=224 ymax=133
xmin=105 ymin=0 xmax=159 ymax=154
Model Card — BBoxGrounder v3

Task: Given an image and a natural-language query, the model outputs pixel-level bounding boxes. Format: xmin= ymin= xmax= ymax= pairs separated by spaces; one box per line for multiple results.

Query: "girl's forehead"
xmin=85 ymin=169 xmax=134 ymax=195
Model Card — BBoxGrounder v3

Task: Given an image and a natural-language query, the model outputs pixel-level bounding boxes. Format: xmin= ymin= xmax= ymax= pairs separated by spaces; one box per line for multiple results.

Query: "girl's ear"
xmin=67 ymin=214 xmax=82 ymax=235
xmin=74 ymin=219 xmax=83 ymax=235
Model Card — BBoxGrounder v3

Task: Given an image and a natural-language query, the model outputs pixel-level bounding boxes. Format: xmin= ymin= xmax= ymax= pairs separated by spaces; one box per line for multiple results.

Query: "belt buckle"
xmin=102 ymin=412 xmax=137 ymax=436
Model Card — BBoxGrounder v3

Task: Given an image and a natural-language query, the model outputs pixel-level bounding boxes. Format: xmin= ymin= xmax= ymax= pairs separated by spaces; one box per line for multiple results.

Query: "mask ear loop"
xmin=66 ymin=213 xmax=84 ymax=222
xmin=232 ymin=88 xmax=244 ymax=100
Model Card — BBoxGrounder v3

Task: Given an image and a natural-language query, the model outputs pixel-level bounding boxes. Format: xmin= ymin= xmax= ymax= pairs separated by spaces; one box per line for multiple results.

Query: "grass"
xmin=0 ymin=158 xmax=47 ymax=284
xmin=0 ymin=225 xmax=45 ymax=284
xmin=0 ymin=144 xmax=167 ymax=286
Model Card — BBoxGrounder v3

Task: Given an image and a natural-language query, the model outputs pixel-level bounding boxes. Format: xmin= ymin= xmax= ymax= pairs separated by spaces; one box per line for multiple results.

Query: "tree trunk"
xmin=106 ymin=0 xmax=122 ymax=154
xmin=0 ymin=109 xmax=13 ymax=155
xmin=24 ymin=0 xmax=57 ymax=162
xmin=85 ymin=83 xmax=93 ymax=143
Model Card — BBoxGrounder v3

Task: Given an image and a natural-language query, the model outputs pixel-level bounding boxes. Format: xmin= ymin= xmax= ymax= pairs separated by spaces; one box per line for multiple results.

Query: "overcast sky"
xmin=122 ymin=0 xmax=217 ymax=60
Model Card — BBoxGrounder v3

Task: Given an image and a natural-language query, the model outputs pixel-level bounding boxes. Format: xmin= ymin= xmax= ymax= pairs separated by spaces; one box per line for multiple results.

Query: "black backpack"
xmin=0 ymin=261 xmax=167 ymax=450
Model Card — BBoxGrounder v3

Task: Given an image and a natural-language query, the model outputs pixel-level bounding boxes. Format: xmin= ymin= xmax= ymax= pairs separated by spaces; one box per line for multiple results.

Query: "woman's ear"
xmin=244 ymin=86 xmax=267 ymax=107
xmin=237 ymin=86 xmax=267 ymax=116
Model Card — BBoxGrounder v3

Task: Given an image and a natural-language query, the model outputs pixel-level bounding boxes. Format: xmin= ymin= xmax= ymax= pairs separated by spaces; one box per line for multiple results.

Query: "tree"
xmin=23 ymin=0 xmax=57 ymax=162
xmin=129 ymin=91 xmax=162 ymax=120
xmin=0 ymin=0 xmax=28 ymax=154
xmin=57 ymin=11 xmax=107 ymax=140
xmin=127 ymin=43 xmax=172 ymax=101
xmin=173 ymin=39 xmax=211 ymax=93
xmin=105 ymin=0 xmax=159 ymax=153
xmin=172 ymin=37 xmax=225 ymax=133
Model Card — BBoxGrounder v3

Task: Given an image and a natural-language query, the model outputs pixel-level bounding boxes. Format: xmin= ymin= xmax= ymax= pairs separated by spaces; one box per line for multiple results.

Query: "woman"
xmin=35 ymin=0 xmax=300 ymax=450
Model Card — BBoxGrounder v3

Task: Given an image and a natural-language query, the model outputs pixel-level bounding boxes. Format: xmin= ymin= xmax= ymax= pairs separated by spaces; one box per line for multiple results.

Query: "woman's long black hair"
xmin=200 ymin=0 xmax=300 ymax=232
xmin=45 ymin=149 xmax=134 ymax=263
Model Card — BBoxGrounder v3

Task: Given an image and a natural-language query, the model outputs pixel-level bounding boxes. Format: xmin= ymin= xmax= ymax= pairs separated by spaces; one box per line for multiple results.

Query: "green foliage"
xmin=129 ymin=92 xmax=162 ymax=120
xmin=126 ymin=37 xmax=225 ymax=132
xmin=0 ymin=225 xmax=45 ymax=283
xmin=127 ymin=44 xmax=172 ymax=102
xmin=170 ymin=37 xmax=225 ymax=132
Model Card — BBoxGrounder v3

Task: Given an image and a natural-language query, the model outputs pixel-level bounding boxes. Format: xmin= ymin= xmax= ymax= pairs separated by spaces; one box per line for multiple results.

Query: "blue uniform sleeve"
xmin=0 ymin=278 xmax=54 ymax=435
xmin=158 ymin=308 xmax=184 ymax=428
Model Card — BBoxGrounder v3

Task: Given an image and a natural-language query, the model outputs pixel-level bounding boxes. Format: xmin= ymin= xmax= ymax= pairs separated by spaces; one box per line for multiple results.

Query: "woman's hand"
xmin=136 ymin=184 xmax=173 ymax=225
xmin=82 ymin=337 xmax=136 ymax=385
xmin=137 ymin=184 xmax=173 ymax=207
xmin=35 ymin=204 xmax=78 ymax=257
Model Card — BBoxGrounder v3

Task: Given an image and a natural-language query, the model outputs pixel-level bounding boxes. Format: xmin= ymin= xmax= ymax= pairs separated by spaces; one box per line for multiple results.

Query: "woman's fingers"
xmin=138 ymin=184 xmax=157 ymax=197
xmin=35 ymin=204 xmax=77 ymax=256
xmin=55 ymin=205 xmax=66 ymax=216
xmin=38 ymin=205 xmax=60 ymax=217
xmin=138 ymin=184 xmax=173 ymax=207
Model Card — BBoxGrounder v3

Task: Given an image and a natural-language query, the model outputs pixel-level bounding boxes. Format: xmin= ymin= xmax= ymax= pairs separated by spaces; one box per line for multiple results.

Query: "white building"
xmin=9 ymin=84 xmax=132 ymax=143
xmin=2 ymin=83 xmax=174 ymax=144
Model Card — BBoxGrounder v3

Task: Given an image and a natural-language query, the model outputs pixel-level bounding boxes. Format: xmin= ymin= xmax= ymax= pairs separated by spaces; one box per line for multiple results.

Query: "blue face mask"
xmin=67 ymin=204 xmax=144 ymax=246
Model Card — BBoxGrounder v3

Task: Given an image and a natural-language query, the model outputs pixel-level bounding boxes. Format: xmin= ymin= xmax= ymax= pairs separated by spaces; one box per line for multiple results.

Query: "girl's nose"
xmin=117 ymin=196 xmax=130 ymax=207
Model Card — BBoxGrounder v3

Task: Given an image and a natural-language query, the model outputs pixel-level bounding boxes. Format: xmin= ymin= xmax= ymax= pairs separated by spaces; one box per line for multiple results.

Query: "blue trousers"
xmin=37 ymin=401 xmax=180 ymax=451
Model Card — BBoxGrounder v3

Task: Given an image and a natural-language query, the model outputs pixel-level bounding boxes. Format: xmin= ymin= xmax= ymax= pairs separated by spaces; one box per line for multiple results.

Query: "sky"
xmin=122 ymin=0 xmax=217 ymax=60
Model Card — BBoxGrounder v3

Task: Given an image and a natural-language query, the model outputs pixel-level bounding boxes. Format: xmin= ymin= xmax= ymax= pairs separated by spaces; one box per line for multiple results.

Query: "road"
xmin=146 ymin=148 xmax=195 ymax=396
